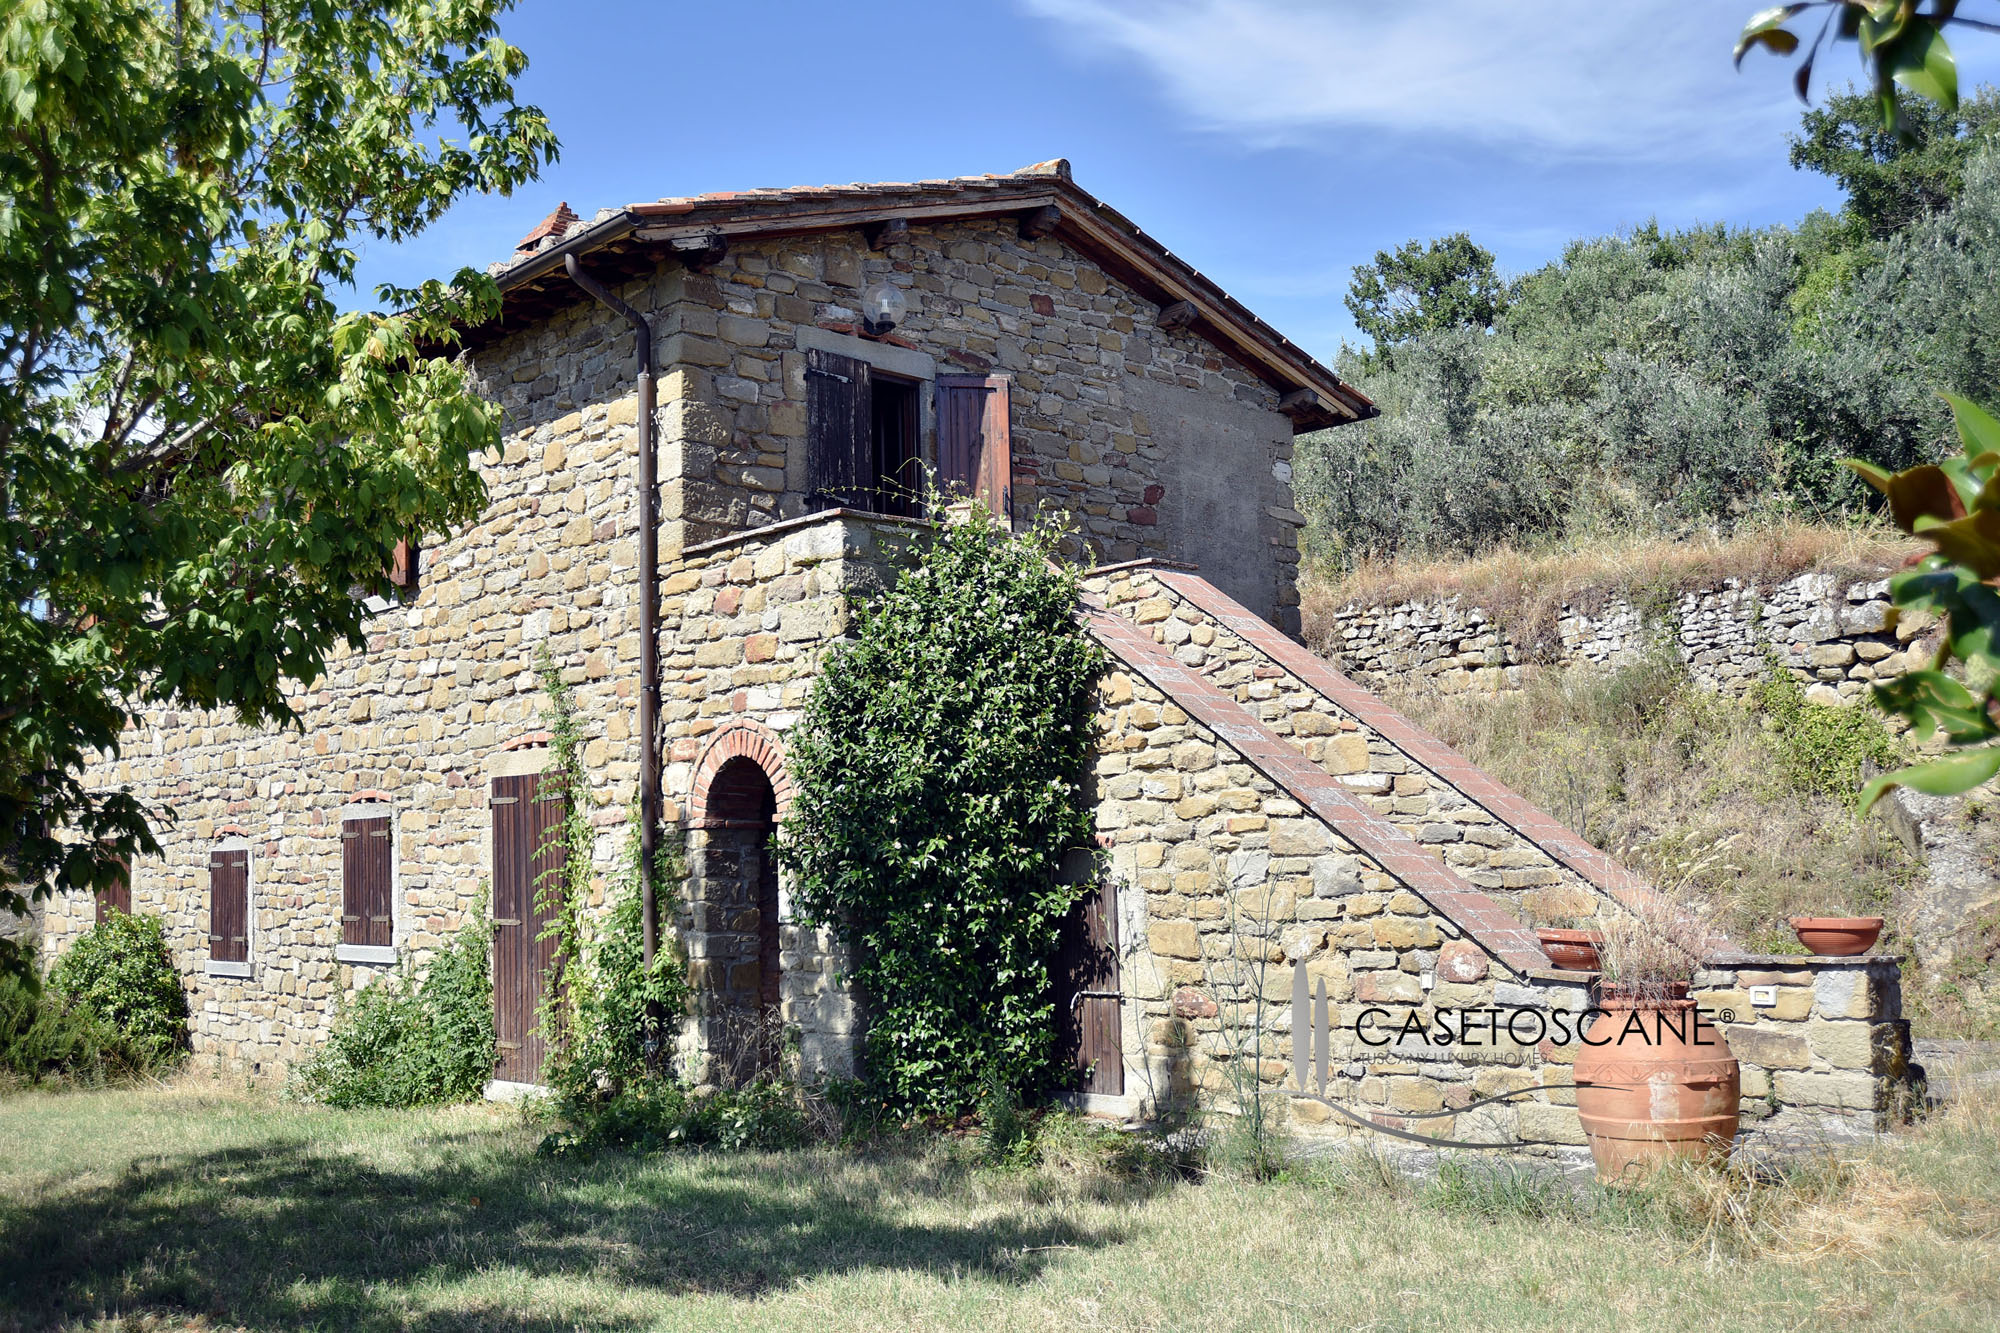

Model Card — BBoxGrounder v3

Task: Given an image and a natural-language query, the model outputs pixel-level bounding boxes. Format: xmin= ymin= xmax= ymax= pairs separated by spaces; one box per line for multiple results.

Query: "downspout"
xmin=564 ymin=254 xmax=662 ymax=995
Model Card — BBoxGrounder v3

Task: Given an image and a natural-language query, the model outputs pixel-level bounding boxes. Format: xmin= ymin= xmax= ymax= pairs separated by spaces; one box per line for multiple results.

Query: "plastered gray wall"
xmin=1127 ymin=375 xmax=1295 ymax=624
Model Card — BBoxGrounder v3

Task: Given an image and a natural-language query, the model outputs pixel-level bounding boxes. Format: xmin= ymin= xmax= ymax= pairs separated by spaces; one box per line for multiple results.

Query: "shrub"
xmin=537 ymin=1079 xmax=808 ymax=1158
xmin=1756 ymin=660 xmax=1904 ymax=799
xmin=45 ymin=912 xmax=188 ymax=1070
xmin=776 ymin=507 xmax=1106 ymax=1116
xmin=290 ymin=911 xmax=495 ymax=1108
xmin=539 ymin=823 xmax=693 ymax=1110
xmin=0 ymin=968 xmax=132 ymax=1085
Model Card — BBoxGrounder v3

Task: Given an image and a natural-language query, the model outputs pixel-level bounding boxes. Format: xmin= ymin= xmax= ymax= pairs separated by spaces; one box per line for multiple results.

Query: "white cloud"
xmin=1018 ymin=0 xmax=1812 ymax=162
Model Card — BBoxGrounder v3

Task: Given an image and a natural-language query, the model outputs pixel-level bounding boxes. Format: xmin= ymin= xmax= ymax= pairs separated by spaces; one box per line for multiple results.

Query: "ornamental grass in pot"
xmin=1534 ymin=915 xmax=1604 ymax=972
xmin=1573 ymin=895 xmax=1740 ymax=1184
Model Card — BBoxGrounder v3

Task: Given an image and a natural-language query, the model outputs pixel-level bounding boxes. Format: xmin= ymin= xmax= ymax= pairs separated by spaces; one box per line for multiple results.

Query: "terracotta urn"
xmin=1788 ymin=916 xmax=1884 ymax=957
xmin=1535 ymin=928 xmax=1604 ymax=972
xmin=1573 ymin=983 xmax=1740 ymax=1184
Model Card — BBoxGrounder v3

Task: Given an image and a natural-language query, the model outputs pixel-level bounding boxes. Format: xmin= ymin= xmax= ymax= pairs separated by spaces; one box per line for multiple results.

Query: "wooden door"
xmin=1055 ymin=877 xmax=1123 ymax=1096
xmin=492 ymin=774 xmax=564 ymax=1083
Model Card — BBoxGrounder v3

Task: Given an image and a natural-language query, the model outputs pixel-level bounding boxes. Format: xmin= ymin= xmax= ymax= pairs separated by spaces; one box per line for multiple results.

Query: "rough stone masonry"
xmin=42 ymin=162 xmax=1913 ymax=1146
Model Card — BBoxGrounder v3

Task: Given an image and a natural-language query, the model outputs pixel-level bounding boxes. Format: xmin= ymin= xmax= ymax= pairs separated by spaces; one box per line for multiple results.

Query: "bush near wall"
xmin=290 ymin=912 xmax=495 ymax=1108
xmin=778 ymin=508 xmax=1106 ymax=1116
xmin=1 ymin=912 xmax=188 ymax=1085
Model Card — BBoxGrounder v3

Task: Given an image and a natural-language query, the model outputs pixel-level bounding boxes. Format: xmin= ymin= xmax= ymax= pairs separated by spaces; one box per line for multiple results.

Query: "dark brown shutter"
xmin=935 ymin=374 xmax=1013 ymax=521
xmin=1055 ymin=876 xmax=1122 ymax=1096
xmin=491 ymin=774 xmax=565 ymax=1083
xmin=97 ymin=857 xmax=131 ymax=924
xmin=208 ymin=850 xmax=249 ymax=964
xmin=342 ymin=816 xmax=393 ymax=947
xmin=805 ymin=347 xmax=872 ymax=510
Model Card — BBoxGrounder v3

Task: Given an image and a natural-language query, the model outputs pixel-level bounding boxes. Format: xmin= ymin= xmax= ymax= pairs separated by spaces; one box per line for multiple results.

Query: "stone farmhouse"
xmin=50 ymin=161 xmax=1912 ymax=1144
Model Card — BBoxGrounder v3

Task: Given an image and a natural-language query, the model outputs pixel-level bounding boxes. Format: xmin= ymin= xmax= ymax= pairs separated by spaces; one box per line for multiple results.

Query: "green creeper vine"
xmin=776 ymin=507 xmax=1106 ymax=1116
xmin=533 ymin=648 xmax=692 ymax=1108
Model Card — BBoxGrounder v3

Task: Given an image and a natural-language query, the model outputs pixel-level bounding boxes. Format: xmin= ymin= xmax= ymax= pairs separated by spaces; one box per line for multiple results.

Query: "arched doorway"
xmin=693 ymin=754 xmax=782 ymax=1082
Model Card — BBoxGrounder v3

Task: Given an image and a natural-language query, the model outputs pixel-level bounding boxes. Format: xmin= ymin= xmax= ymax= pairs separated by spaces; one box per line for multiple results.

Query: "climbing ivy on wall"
xmin=778 ymin=508 xmax=1106 ymax=1116
xmin=533 ymin=649 xmax=692 ymax=1109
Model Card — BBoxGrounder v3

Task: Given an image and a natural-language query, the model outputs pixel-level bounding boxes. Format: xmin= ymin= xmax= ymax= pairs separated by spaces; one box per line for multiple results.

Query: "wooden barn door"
xmin=1055 ymin=877 xmax=1123 ymax=1096
xmin=491 ymin=774 xmax=564 ymax=1083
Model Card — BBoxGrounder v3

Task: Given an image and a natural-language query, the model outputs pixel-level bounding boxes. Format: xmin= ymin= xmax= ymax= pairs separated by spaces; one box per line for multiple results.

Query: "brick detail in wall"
xmin=687 ymin=720 xmax=794 ymax=828
xmin=1084 ymin=601 xmax=1549 ymax=976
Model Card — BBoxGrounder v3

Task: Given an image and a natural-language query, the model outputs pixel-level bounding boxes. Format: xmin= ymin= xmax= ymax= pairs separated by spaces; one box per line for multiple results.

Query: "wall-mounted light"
xmin=860 ymin=281 xmax=909 ymax=336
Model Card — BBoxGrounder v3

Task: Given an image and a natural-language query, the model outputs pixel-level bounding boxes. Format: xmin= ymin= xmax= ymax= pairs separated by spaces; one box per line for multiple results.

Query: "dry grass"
xmin=3 ymin=1076 xmax=1998 ymax=1331
xmin=1385 ymin=653 xmax=1919 ymax=957
xmin=1301 ymin=520 xmax=1921 ymax=657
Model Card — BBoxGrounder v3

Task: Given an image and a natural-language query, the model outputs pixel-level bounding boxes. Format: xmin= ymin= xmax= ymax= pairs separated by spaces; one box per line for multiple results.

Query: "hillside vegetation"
xmin=1297 ymin=89 xmax=2000 ymax=567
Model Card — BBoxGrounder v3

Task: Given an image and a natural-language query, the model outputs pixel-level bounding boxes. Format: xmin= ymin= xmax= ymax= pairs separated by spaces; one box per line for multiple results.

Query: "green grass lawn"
xmin=3 ymin=1080 xmax=1997 ymax=1333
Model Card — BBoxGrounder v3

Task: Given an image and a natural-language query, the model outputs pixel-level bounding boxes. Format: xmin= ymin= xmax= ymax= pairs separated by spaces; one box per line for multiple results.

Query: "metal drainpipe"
xmin=564 ymin=255 xmax=661 ymax=986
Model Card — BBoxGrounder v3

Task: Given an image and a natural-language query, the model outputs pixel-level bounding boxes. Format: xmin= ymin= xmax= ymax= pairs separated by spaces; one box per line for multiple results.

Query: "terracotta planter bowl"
xmin=1574 ymin=987 xmax=1740 ymax=1184
xmin=1789 ymin=916 xmax=1884 ymax=957
xmin=1535 ymin=927 xmax=1603 ymax=972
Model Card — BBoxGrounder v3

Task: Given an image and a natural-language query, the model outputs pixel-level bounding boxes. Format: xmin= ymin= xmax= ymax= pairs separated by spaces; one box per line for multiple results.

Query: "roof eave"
xmin=474 ymin=181 xmax=1375 ymax=429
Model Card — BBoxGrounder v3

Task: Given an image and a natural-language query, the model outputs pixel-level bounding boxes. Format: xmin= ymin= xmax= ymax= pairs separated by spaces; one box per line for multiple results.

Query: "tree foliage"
xmin=1298 ymin=101 xmax=2000 ymax=569
xmin=0 ymin=1 xmax=556 ymax=978
xmin=1791 ymin=84 xmax=2000 ymax=238
xmin=776 ymin=510 xmax=1105 ymax=1116
xmin=1344 ymin=232 xmax=1506 ymax=362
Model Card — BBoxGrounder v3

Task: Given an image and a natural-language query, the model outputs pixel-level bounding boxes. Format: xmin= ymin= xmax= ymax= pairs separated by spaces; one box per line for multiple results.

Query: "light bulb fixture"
xmin=860 ymin=281 xmax=909 ymax=336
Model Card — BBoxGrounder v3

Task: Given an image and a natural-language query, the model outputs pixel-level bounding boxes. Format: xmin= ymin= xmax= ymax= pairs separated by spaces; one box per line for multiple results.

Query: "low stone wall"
xmin=1530 ymin=955 xmax=1912 ymax=1141
xmin=1088 ymin=561 xmax=1920 ymax=1148
xmin=1321 ymin=571 xmax=1933 ymax=704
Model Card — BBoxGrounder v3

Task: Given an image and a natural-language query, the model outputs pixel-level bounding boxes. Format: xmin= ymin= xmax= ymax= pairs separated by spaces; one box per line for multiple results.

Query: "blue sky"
xmin=351 ymin=0 xmax=2000 ymax=363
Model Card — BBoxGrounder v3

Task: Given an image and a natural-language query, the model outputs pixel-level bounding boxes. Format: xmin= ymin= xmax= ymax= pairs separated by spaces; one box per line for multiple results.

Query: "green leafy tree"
xmin=1791 ymin=84 xmax=2000 ymax=238
xmin=1740 ymin=3 xmax=2000 ymax=809
xmin=0 ymin=1 xmax=557 ymax=977
xmin=1345 ymin=233 xmax=1506 ymax=363
xmin=776 ymin=509 xmax=1105 ymax=1116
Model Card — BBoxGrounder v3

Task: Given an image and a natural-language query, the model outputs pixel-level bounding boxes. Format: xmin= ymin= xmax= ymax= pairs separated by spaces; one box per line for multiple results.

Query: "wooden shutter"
xmin=491 ymin=774 xmax=565 ymax=1083
xmin=208 ymin=850 xmax=249 ymax=964
xmin=97 ymin=858 xmax=131 ymax=924
xmin=935 ymin=374 xmax=1013 ymax=522
xmin=1054 ymin=876 xmax=1123 ymax=1096
xmin=805 ymin=347 xmax=872 ymax=510
xmin=388 ymin=539 xmax=418 ymax=592
xmin=342 ymin=816 xmax=393 ymax=948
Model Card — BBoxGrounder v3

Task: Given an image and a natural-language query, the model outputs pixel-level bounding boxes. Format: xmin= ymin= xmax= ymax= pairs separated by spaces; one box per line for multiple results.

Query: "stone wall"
xmin=468 ymin=216 xmax=1307 ymax=630
xmin=1086 ymin=563 xmax=1639 ymax=931
xmin=1320 ymin=571 xmax=1933 ymax=704
xmin=657 ymin=513 xmax=924 ymax=1081
xmin=1092 ymin=644 xmax=1572 ymax=1145
xmin=1087 ymin=564 xmax=1919 ymax=1145
xmin=48 ymin=395 xmax=656 ymax=1075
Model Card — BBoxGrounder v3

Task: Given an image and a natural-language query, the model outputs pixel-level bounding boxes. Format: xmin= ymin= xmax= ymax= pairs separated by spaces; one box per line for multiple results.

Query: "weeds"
xmin=1386 ymin=654 xmax=1919 ymax=955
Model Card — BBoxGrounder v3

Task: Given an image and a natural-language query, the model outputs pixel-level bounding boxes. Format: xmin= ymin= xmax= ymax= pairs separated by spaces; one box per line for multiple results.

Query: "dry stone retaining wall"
xmin=1322 ymin=571 xmax=1931 ymax=704
xmin=1088 ymin=563 xmax=1920 ymax=1141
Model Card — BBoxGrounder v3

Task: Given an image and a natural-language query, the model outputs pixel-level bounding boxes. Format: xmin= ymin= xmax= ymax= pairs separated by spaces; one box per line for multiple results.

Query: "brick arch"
xmin=687 ymin=721 xmax=794 ymax=828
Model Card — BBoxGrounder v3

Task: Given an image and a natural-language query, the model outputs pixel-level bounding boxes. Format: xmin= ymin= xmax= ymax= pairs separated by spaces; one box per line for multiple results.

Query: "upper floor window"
xmin=805 ymin=348 xmax=922 ymax=516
